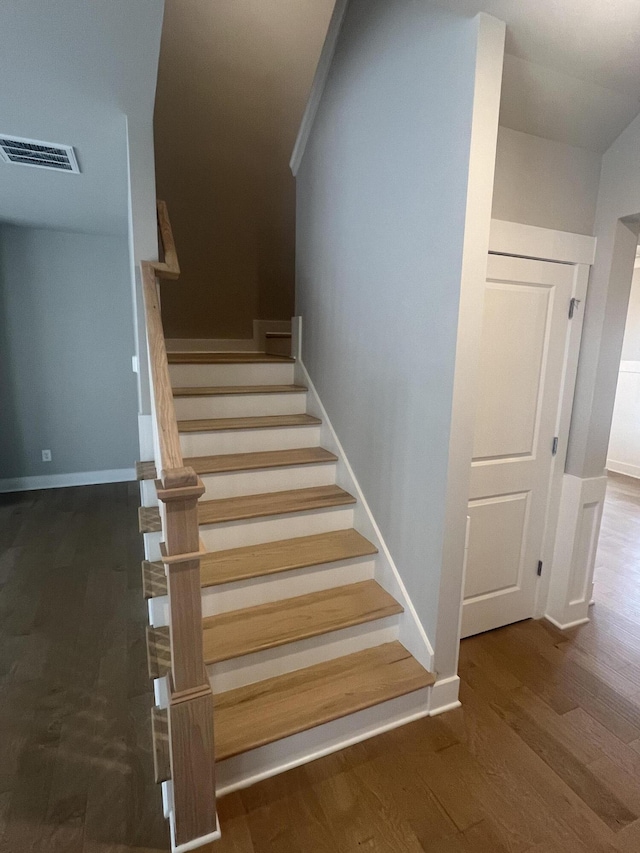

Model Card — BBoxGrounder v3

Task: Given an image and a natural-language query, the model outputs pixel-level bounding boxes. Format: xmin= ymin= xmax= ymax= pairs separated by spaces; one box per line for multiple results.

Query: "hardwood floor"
xmin=2 ymin=474 xmax=640 ymax=852
xmin=212 ymin=473 xmax=640 ymax=853
xmin=0 ymin=483 xmax=166 ymax=853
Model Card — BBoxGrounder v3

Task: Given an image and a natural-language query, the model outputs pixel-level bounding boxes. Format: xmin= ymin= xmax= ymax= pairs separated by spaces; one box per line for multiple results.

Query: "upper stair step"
xmin=202 ymin=580 xmax=402 ymax=664
xmin=167 ymin=351 xmax=294 ymax=364
xmin=264 ymin=332 xmax=292 ymax=357
xmin=214 ymin=641 xmax=435 ymax=761
xmin=173 ymin=384 xmax=307 ymax=397
xmin=199 ymin=529 xmax=378 ymax=588
xmin=197 ymin=484 xmax=356 ymax=526
xmin=186 ymin=447 xmax=337 ymax=476
xmin=178 ymin=413 xmax=321 ymax=433
xmin=169 ymin=360 xmax=295 ymax=390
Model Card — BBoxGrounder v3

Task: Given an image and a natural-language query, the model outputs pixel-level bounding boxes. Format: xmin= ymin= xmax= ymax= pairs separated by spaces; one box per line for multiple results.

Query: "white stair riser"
xmin=215 ymin=686 xmax=431 ymax=797
xmin=199 ymin=462 xmax=337 ymax=500
xmin=174 ymin=392 xmax=307 ymax=420
xmin=169 ymin=362 xmax=294 ymax=388
xmin=143 ymin=531 xmax=162 ymax=561
xmin=199 ymin=506 xmax=355 ymax=551
xmin=180 ymin=425 xmax=321 ymax=457
xmin=208 ymin=615 xmax=400 ymax=694
xmin=140 ymin=479 xmax=158 ymax=507
xmin=149 ymin=557 xmax=376 ymax=626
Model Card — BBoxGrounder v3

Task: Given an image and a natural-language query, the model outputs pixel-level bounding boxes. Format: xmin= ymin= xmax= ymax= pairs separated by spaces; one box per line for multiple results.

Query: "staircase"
xmin=151 ymin=349 xmax=432 ymax=756
xmin=139 ymin=204 xmax=434 ymax=851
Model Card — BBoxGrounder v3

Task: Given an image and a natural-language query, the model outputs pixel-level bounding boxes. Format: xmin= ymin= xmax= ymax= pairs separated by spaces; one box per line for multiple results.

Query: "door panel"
xmin=465 ymin=493 xmax=529 ymax=599
xmin=473 ymin=284 xmax=550 ymax=460
xmin=462 ymin=254 xmax=574 ymax=638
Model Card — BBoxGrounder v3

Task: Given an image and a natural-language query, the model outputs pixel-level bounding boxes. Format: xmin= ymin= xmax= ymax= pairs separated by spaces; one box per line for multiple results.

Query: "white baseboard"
xmin=165 ymin=337 xmax=257 ymax=352
xmin=0 ymin=468 xmax=136 ymax=493
xmin=544 ymin=614 xmax=590 ymax=632
xmin=428 ymin=675 xmax=461 ymax=716
xmin=606 ymin=459 xmax=640 ymax=479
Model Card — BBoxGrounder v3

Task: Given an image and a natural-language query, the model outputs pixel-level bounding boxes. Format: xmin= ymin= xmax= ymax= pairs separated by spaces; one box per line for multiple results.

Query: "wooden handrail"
xmin=156 ymin=199 xmax=181 ymax=280
xmin=141 ymin=260 xmax=183 ymax=471
xmin=142 ymin=202 xmax=217 ymax=848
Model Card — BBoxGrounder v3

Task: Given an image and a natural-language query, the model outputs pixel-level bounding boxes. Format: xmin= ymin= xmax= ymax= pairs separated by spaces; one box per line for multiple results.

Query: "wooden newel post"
xmin=157 ymin=467 xmax=217 ymax=846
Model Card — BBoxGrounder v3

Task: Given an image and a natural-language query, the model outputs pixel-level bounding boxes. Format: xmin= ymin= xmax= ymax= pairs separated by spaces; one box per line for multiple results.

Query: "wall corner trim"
xmin=289 ymin=0 xmax=349 ymax=176
xmin=545 ymin=472 xmax=607 ymax=629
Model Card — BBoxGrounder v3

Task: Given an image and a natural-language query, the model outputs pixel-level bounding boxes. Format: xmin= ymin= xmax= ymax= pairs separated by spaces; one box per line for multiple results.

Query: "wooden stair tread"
xmin=198 ymin=484 xmax=356 ymax=525
xmin=185 ymin=447 xmax=337 ymax=475
xmin=265 ymin=332 xmax=292 ymax=338
xmin=200 ymin=529 xmax=378 ymax=587
xmin=173 ymin=384 xmax=307 ymax=397
xmin=141 ymin=560 xmax=167 ymax=599
xmin=139 ymin=506 xmax=161 ymax=534
xmin=178 ymin=413 xmax=321 ymax=433
xmin=136 ymin=460 xmax=157 ymax=481
xmin=167 ymin=351 xmax=294 ymax=364
xmin=214 ymin=642 xmax=434 ymax=760
xmin=202 ymin=580 xmax=402 ymax=664
xmin=151 ymin=706 xmax=170 ymax=783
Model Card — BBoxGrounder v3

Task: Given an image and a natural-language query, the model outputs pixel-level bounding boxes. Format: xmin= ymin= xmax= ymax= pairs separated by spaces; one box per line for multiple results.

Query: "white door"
xmin=461 ymin=254 xmax=575 ymax=638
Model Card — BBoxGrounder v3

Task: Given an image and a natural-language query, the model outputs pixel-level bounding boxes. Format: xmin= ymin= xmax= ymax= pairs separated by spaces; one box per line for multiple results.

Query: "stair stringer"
xmin=291 ymin=318 xmax=435 ymax=678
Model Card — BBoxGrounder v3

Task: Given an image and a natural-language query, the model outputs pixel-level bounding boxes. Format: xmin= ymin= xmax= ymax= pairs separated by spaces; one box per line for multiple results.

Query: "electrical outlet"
xmin=42 ymin=449 xmax=52 ymax=462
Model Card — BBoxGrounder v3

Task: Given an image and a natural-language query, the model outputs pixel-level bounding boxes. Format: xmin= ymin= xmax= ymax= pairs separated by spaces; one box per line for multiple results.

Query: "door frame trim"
xmin=533 ymin=262 xmax=590 ymax=619
xmin=489 ymin=219 xmax=596 ymax=265
xmin=487 ymin=220 xmax=597 ymax=621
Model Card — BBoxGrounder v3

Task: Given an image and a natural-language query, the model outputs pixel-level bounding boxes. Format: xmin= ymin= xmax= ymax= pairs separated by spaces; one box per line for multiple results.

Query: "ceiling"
xmin=0 ymin=0 xmax=164 ymax=234
xmin=436 ymin=0 xmax=640 ymax=152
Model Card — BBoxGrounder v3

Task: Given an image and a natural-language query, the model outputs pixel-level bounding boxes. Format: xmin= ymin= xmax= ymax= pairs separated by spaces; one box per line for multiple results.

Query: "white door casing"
xmin=462 ymin=254 xmax=578 ymax=637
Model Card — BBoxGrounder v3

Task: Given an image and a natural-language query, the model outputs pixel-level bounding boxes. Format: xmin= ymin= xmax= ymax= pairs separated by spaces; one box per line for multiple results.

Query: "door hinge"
xmin=569 ymin=297 xmax=581 ymax=319
xmin=537 ymin=560 xmax=543 ymax=577
xmin=552 ymin=436 xmax=559 ymax=456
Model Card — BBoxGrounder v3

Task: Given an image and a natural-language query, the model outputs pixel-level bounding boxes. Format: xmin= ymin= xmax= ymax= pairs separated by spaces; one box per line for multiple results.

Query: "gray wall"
xmin=492 ymin=126 xmax=602 ymax=235
xmin=567 ymin=109 xmax=640 ymax=479
xmin=0 ymin=226 xmax=138 ymax=481
xmin=296 ymin=0 xmax=481 ymax=639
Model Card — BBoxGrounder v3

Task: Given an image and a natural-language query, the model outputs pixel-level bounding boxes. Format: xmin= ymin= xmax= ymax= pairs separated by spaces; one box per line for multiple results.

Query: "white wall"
xmin=295 ymin=0 xmax=503 ymax=666
xmin=492 ymin=127 xmax=601 ymax=235
xmin=607 ymin=268 xmax=640 ymax=478
xmin=621 ymin=267 xmax=640 ymax=361
xmin=0 ymin=226 xmax=138 ymax=485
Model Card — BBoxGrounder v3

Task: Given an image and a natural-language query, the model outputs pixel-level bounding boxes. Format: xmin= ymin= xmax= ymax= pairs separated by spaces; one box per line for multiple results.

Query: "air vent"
xmin=0 ymin=135 xmax=79 ymax=173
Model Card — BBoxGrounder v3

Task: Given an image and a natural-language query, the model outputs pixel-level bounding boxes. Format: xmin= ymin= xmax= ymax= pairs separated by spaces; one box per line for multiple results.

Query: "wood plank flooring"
xmin=2 ymin=473 xmax=640 ymax=852
xmin=0 ymin=482 xmax=166 ymax=853
xmin=210 ymin=473 xmax=640 ymax=853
